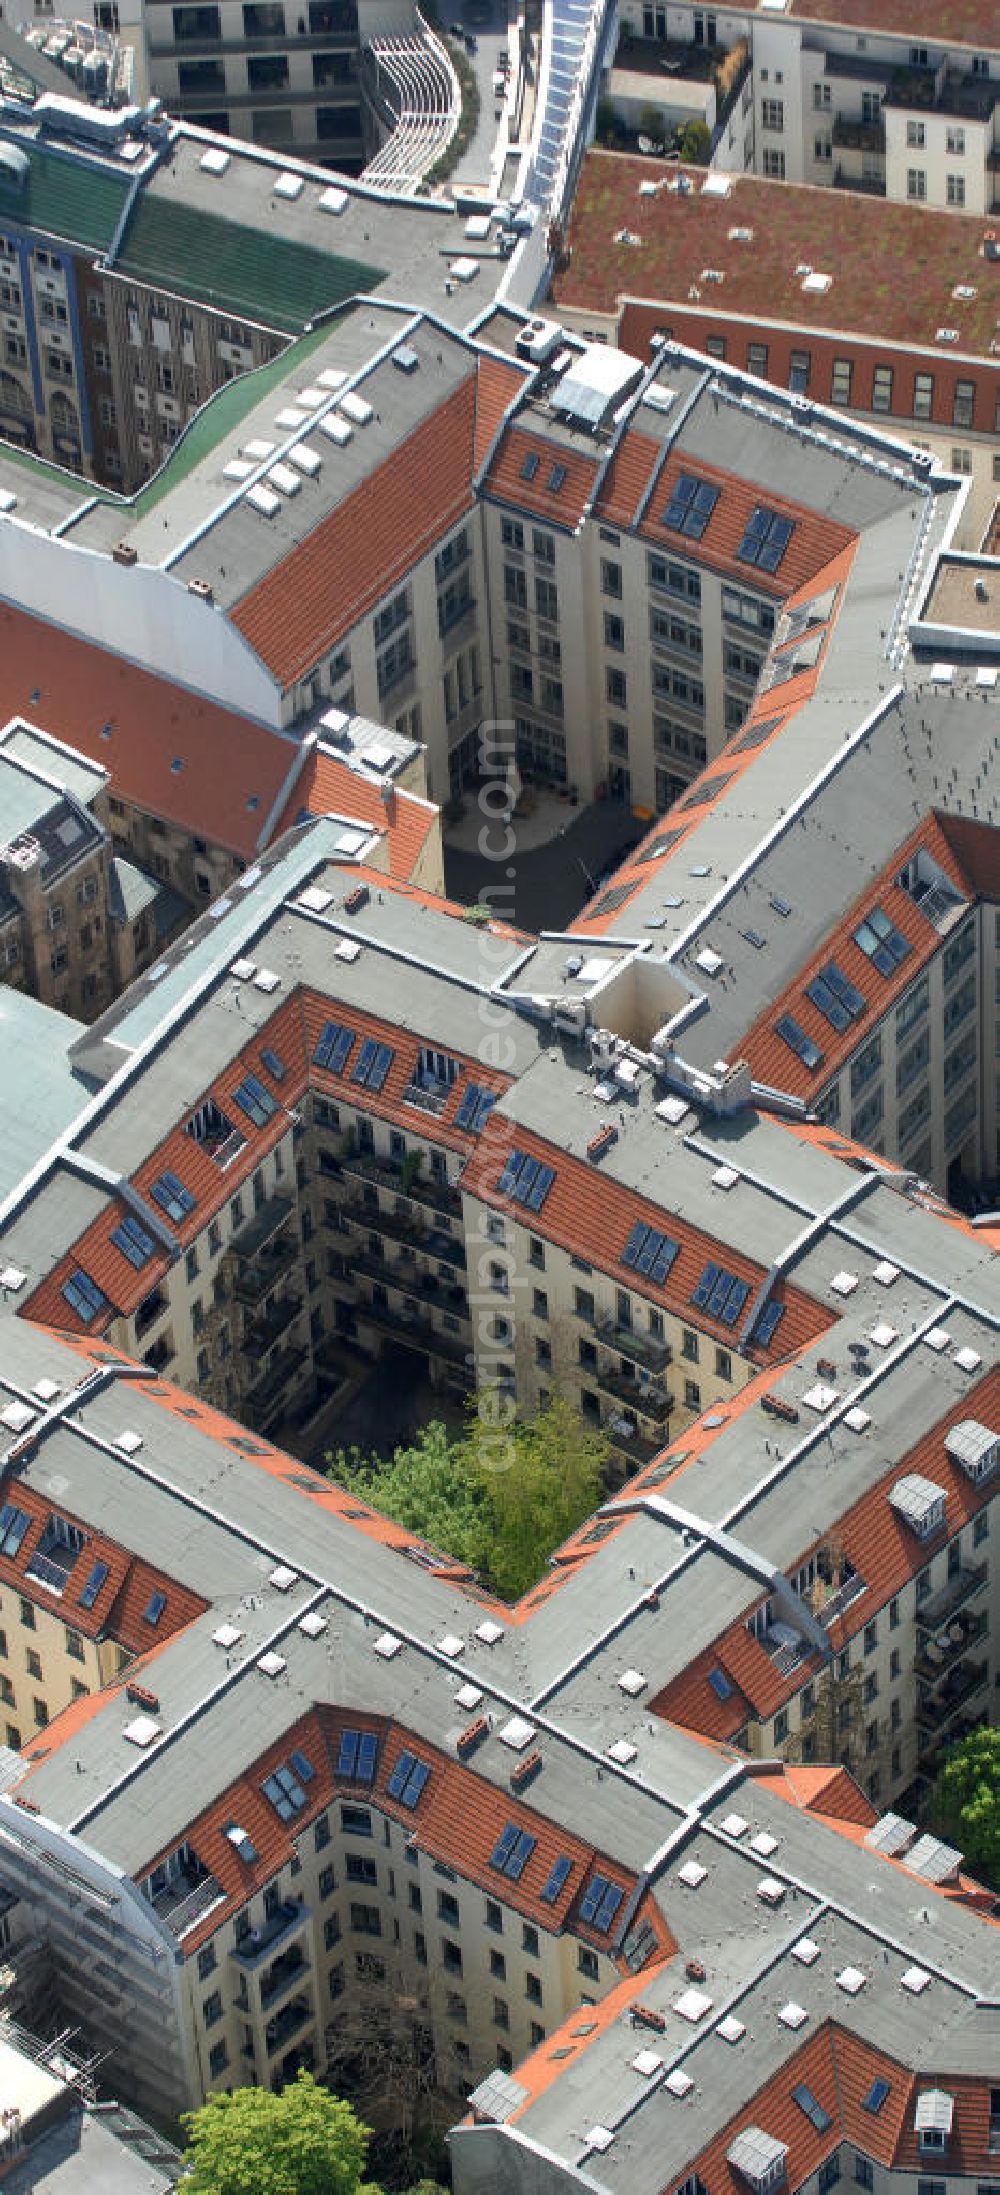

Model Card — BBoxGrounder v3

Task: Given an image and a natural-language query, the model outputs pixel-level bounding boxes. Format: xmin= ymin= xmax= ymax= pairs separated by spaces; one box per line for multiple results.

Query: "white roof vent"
xmin=319 ymin=413 xmax=354 ymax=446
xmin=779 ymin=2002 xmax=808 ymax=2029
xmin=455 ymin=1682 xmax=483 ymax=1709
xmin=802 ymin=1381 xmax=839 ymax=1413
xmin=632 ymin=2049 xmax=663 ymax=2076
xmin=0 ymin=1267 xmax=26 ymax=1294
xmin=339 ymin=390 xmax=373 ymax=426
xmin=836 ymin=1966 xmax=866 ymax=1995
xmin=319 ymin=184 xmax=349 ymax=214
xmin=335 ymin=939 xmax=362 ymax=964
xmin=299 ymin=1611 xmax=328 ymax=1638
xmin=476 ymin=1619 xmax=505 ymax=1645
xmin=124 ymin=1714 xmax=161 ymax=1747
xmin=695 ymin=946 xmax=724 ymax=978
xmin=268 ymin=463 xmax=301 ymax=497
xmin=254 ymin=969 xmax=281 ymax=994
xmin=935 ymin=327 xmax=959 ymax=344
xmin=33 ymin=1379 xmax=59 ymax=1403
xmin=437 ymin=1633 xmax=465 ymax=1660
xmin=273 ymin=170 xmax=305 ymax=200
xmin=213 ymin=1622 xmax=243 ymax=1648
xmin=499 ymin=1716 xmax=535 ymax=1751
xmin=665 ymin=2068 xmax=694 ymax=2097
xmin=713 ymin=1165 xmax=739 ymax=1191
xmin=717 ymin=2014 xmax=745 ymax=2044
xmin=923 ymin=1327 xmax=951 ymax=1353
xmin=586 ymin=2127 xmax=615 ymax=2154
xmin=619 ymin=1668 xmax=646 ymax=1696
xmin=721 ymin=1812 xmax=749 ymax=1839
xmin=749 ymin=1831 xmax=778 ymax=1859
xmin=954 ymin=1345 xmax=982 ymax=1373
xmin=872 ymin=1259 xmax=899 ymax=1287
xmin=678 ymin=1859 xmax=708 ymax=1888
xmin=297 ymin=885 xmax=334 ymax=914
xmin=275 ymin=407 xmax=309 ymax=431
xmin=843 ymin=1406 xmax=871 ymax=1433
xmin=373 ymin=1630 xmax=401 ymax=1658
xmin=116 ymin=1429 xmax=143 ymax=1454
xmin=673 ymin=1987 xmax=713 ymax=2023
xmin=247 ymin=484 xmax=281 ymax=518
xmin=257 ymin=1651 xmax=287 ymax=1678
xmin=0 ymin=1400 xmax=34 ymax=1433
xmin=288 ymin=442 xmax=322 ymax=477
xmin=607 ymin=1738 xmax=638 ymax=1765
xmin=230 ymin=958 xmax=256 ymax=981
xmin=757 ymin=1876 xmax=785 ymax=1906
xmin=901 ymin=1965 xmax=930 ymax=1994
xmin=268 ymin=1565 xmax=298 ymax=1591
xmin=200 ymin=146 xmax=230 ymax=174
xmin=791 ymin=1938 xmax=820 ymax=1965
xmin=869 ymin=1321 xmax=898 ymax=1349
xmin=830 ymin=1270 xmax=859 ymax=1296
xmin=244 ymin=438 xmax=276 ymax=460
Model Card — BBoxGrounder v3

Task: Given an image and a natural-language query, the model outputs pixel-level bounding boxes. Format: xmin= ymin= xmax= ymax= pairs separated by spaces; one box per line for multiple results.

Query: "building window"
xmin=761 ymin=97 xmax=784 ymax=130
xmin=871 ymin=365 xmax=894 ymax=413
xmin=747 ymin=341 xmax=768 ymax=377
xmin=601 ymin=558 xmax=622 ymax=598
xmin=684 ymin=1379 xmax=701 ymax=1410
xmin=951 ymin=447 xmax=973 ymax=475
xmin=953 ymin=379 xmax=975 ymax=429
xmin=906 ymin=169 xmax=926 ymax=201
xmin=947 ymin=173 xmax=966 ymax=207
xmin=830 ymin=358 xmax=852 ymax=406
xmin=762 ymin=148 xmax=785 ymax=179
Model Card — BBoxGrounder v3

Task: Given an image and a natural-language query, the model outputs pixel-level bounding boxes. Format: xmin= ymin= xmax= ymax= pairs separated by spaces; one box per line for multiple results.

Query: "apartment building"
xmin=142 ymin=0 xmax=366 ymax=169
xmin=0 ymin=792 xmax=996 ymax=2149
xmin=609 ymin=0 xmax=1000 ymax=216
xmin=554 ymin=155 xmax=1000 ymax=554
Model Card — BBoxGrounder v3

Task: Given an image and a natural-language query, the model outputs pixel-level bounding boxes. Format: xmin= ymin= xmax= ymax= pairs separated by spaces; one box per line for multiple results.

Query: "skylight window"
xmin=263 ymin=1761 xmax=310 ymax=1821
xmin=690 ymin=1262 xmax=750 ymax=1326
xmin=0 ymin=1503 xmax=30 ymax=1558
xmin=143 ymin=1590 xmax=167 ymax=1627
xmin=622 ymin=1222 xmax=680 ymax=1282
xmin=497 ymin=1150 xmax=555 ymax=1211
xmin=386 ymin=1750 xmax=431 ymax=1808
xmin=579 ymin=1873 xmax=624 ymax=1932
xmin=775 ymin=1013 xmax=823 ymax=1070
xmin=79 ymin=1557 xmax=109 ymax=1609
xmin=261 ymin=1047 xmax=286 ymax=1082
xmin=853 ymin=905 xmax=911 ymax=975
xmin=863 ymin=2079 xmax=891 ymax=2116
xmin=662 ymin=473 xmax=719 ymax=539
xmin=751 ymin=1301 xmax=785 ymax=1349
xmin=521 ymin=451 xmax=540 ymax=481
xmin=337 ymin=1728 xmax=378 ymax=1782
xmin=232 ymin=1073 xmax=279 ymax=1128
xmin=793 ymin=2084 xmax=832 ymax=2134
xmin=150 ymin=1170 xmax=196 ymax=1223
xmin=454 ymin=1083 xmax=498 ymax=1133
xmin=548 ymin=463 xmax=567 ymax=492
xmin=737 ymin=505 xmax=794 ymax=573
xmin=805 ymin=960 xmax=866 ymax=1031
xmin=110 ymin=1214 xmax=156 ymax=1269
xmin=489 ymin=1822 xmax=537 ymax=1880
xmin=708 ymin=1667 xmax=733 ymax=1701
xmin=313 ymin=1021 xmax=355 ymax=1074
xmin=540 ymin=1855 xmax=573 ymax=1904
xmin=61 ymin=1268 xmax=109 ymax=1324
xmin=352 ymin=1038 xmax=394 ymax=1092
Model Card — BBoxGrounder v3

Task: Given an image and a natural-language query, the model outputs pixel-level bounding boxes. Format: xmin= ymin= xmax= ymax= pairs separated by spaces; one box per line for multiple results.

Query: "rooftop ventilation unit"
xmin=514 ymin=316 xmax=563 ymax=365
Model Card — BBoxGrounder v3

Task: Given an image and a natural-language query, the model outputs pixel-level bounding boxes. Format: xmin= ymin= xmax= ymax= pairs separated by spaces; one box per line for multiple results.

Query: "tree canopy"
xmin=930 ymin=1726 xmax=1000 ymax=1887
xmin=179 ymin=2072 xmax=374 ymax=2195
xmin=327 ymin=1392 xmax=607 ymax=1601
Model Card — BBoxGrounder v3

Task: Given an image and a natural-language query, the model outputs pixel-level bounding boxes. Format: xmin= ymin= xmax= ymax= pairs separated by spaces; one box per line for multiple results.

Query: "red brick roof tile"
xmin=484 ymin=424 xmax=600 ymax=529
xmin=474 ymin=352 xmax=530 ymax=470
xmin=232 ymin=375 xmax=478 ymax=689
xmin=278 ymin=756 xmax=438 ymax=882
xmin=639 ymin=453 xmax=856 ymax=599
xmin=593 ymin=429 xmax=662 ymax=528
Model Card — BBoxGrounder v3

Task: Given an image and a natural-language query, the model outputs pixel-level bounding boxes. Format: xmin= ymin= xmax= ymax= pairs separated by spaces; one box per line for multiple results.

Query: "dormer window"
xmin=915 ymin=2092 xmax=953 ymax=2154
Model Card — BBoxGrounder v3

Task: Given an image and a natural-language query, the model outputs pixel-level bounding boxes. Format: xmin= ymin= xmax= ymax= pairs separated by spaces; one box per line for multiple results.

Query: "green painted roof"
xmin=0 ymin=140 xmax=130 ymax=251
xmin=116 ymin=194 xmax=385 ymax=332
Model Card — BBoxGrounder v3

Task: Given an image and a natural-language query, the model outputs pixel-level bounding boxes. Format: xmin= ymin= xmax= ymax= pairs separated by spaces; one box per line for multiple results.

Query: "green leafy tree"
xmin=930 ymin=1727 xmax=1000 ymax=1887
xmin=327 ymin=1394 xmax=606 ymax=1602
xmin=638 ymin=102 xmax=664 ymax=140
xmin=180 ymin=2071 xmax=375 ymax=2195
xmin=679 ymin=118 xmax=711 ymax=162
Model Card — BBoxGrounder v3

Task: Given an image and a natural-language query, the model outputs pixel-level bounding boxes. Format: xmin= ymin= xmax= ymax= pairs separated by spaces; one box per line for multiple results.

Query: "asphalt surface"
xmin=443 ymin=797 xmax=646 ymax=930
xmin=443 ymin=0 xmax=513 ymax=188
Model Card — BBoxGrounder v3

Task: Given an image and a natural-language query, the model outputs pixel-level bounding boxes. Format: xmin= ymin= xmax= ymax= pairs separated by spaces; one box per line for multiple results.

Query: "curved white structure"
xmin=361 ymin=14 xmax=461 ymax=194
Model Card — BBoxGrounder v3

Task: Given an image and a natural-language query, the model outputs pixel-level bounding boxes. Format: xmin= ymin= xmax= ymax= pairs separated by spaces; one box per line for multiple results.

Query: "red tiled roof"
xmin=0 ymin=1479 xmax=207 ymax=1649
xmin=138 ymin=1704 xmax=671 ymax=1963
xmin=638 ymin=452 xmax=856 ymax=599
xmin=773 ymin=1761 xmax=877 ymax=1828
xmin=0 ymin=603 xmax=294 ymax=861
xmin=461 ymin=1114 xmax=829 ymax=1357
xmin=592 ymin=429 xmax=661 ymax=528
xmin=279 ymin=756 xmax=438 ymax=882
xmin=232 ymin=374 xmax=478 ymax=689
xmin=655 ymin=1366 xmax=1000 ymax=1734
xmin=483 ymin=424 xmax=600 ymax=529
xmin=474 ymin=352 xmax=530 ymax=470
xmin=740 ymin=810 xmax=974 ymax=1097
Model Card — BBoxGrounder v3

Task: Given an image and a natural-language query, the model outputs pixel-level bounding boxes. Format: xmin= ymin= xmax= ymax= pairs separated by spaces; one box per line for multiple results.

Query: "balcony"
xmin=603 ymin=1417 xmax=664 ymax=1472
xmin=243 ymin=1344 xmax=308 ymax=1426
xmin=831 ymin=114 xmax=885 ymax=153
xmin=148 ymin=1864 xmax=225 ymax=1943
xmin=341 ymin=1199 xmax=465 ymax=1269
xmin=260 ymin=1945 xmax=310 ymax=2012
xmin=401 ymin=1074 xmax=451 ymax=1117
xmin=357 ymin=1293 xmax=472 ymax=1371
xmin=231 ymin=1900 xmax=310 ymax=1971
xmin=134 ymin=1287 xmax=168 ymax=1340
xmin=833 ymin=166 xmax=886 ymax=195
xmin=595 ymin=1313 xmax=671 ymax=1375
xmin=338 ymin=1147 xmax=461 ymax=1219
xmin=142 ymin=1336 xmax=176 ymax=1373
xmin=915 ymin=1609 xmax=989 ymax=1685
xmin=265 ymin=1994 xmax=314 ymax=2058
xmin=595 ymin=1361 xmax=673 ymax=1422
xmin=883 ymin=66 xmax=998 ymax=122
xmin=916 ymin=1560 xmax=988 ymax=1632
xmin=352 ymin=1249 xmax=468 ymax=1317
xmin=243 ymin=1293 xmax=303 ymax=1363
xmin=916 ymin=1657 xmax=989 ymax=1736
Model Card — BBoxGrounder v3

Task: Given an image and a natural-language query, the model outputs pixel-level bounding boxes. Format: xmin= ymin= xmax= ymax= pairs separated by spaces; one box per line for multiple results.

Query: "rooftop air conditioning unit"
xmin=514 ymin=316 xmax=562 ymax=366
